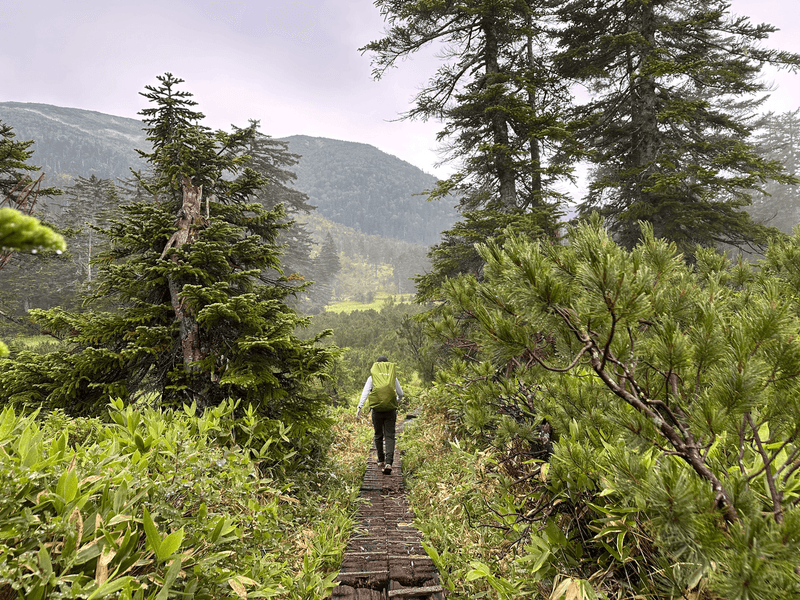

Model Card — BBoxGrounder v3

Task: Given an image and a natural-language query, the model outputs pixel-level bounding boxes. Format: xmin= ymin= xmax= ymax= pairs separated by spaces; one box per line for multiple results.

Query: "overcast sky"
xmin=1 ymin=0 xmax=798 ymax=179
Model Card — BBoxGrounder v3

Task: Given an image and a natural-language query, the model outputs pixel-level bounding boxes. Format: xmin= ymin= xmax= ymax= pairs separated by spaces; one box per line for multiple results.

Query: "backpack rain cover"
xmin=368 ymin=362 xmax=398 ymax=411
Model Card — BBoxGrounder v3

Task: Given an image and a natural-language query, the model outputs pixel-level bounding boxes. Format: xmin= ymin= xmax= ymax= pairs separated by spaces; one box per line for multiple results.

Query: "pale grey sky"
xmin=1 ymin=0 xmax=798 ymax=180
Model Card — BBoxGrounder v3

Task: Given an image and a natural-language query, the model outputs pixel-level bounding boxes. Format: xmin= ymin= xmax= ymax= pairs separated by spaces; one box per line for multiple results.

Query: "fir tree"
xmin=310 ymin=231 xmax=342 ymax=307
xmin=0 ymin=122 xmax=68 ymax=331
xmin=0 ymin=74 xmax=335 ymax=415
xmin=555 ymin=0 xmax=800 ymax=253
xmin=240 ymin=122 xmax=319 ymax=300
xmin=748 ymin=109 xmax=800 ymax=232
xmin=0 ymin=207 xmax=65 ymax=356
xmin=364 ymin=0 xmax=574 ymax=212
xmin=0 ymin=121 xmax=63 ymax=263
xmin=362 ymin=0 xmax=571 ymax=294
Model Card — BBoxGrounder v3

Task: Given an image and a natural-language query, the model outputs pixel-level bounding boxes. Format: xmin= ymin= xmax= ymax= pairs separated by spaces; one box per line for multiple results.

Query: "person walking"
xmin=356 ymin=356 xmax=403 ymax=474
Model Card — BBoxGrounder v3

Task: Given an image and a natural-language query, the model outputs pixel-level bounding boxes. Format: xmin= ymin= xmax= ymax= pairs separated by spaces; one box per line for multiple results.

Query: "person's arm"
xmin=395 ymin=378 xmax=403 ymax=401
xmin=356 ymin=376 xmax=372 ymax=418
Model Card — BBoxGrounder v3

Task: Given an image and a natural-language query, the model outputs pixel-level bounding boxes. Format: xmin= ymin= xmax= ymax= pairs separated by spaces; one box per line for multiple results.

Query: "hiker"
xmin=355 ymin=356 xmax=403 ymax=474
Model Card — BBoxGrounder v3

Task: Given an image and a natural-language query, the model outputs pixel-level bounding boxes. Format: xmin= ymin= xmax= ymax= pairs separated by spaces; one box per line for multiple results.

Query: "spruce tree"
xmin=555 ymin=0 xmax=800 ymax=253
xmin=1 ymin=120 xmax=63 ymax=265
xmin=311 ymin=231 xmax=341 ymax=307
xmin=0 ymin=74 xmax=335 ymax=415
xmin=0 ymin=209 xmax=65 ymax=356
xmin=238 ymin=122 xmax=324 ymax=311
xmin=0 ymin=122 xmax=69 ymax=332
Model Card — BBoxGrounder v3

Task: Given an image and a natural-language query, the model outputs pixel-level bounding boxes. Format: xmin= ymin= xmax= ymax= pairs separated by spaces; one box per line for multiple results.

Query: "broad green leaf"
xmin=466 ymin=560 xmax=492 ymax=580
xmin=196 ymin=551 xmax=235 ymax=567
xmin=142 ymin=507 xmax=161 ymax=557
xmin=210 ymin=516 xmax=225 ymax=543
xmin=50 ymin=431 xmax=68 ymax=457
xmin=113 ymin=481 xmax=128 ymax=514
xmin=75 ymin=541 xmax=102 ymax=565
xmin=0 ymin=406 xmax=17 ymax=439
xmin=158 ymin=529 xmax=184 ymax=560
xmin=155 ymin=558 xmax=182 ymax=600
xmin=57 ymin=468 xmax=79 ymax=505
xmin=38 ymin=545 xmax=53 ymax=579
xmin=26 ymin=584 xmax=45 ymax=600
xmin=87 ymin=576 xmax=135 ymax=600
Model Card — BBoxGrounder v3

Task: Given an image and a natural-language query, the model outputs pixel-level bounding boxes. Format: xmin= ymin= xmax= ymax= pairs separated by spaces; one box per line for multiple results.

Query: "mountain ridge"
xmin=0 ymin=102 xmax=457 ymax=245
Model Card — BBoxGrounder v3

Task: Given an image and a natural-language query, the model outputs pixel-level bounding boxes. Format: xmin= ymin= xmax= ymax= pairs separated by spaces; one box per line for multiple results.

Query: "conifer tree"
xmin=0 ymin=121 xmax=63 ymax=260
xmin=62 ymin=175 xmax=118 ymax=285
xmin=0 ymin=74 xmax=335 ymax=415
xmin=363 ymin=0 xmax=572 ymax=295
xmin=0 ymin=122 xmax=69 ymax=330
xmin=555 ymin=0 xmax=800 ymax=253
xmin=240 ymin=122 xmax=318 ymax=286
xmin=748 ymin=109 xmax=800 ymax=232
xmin=432 ymin=219 xmax=800 ymax=597
xmin=0 ymin=208 xmax=65 ymax=356
xmin=310 ymin=231 xmax=341 ymax=306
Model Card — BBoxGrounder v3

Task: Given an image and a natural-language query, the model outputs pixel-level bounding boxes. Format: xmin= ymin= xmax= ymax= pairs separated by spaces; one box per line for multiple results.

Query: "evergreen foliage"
xmin=363 ymin=0 xmax=574 ymax=212
xmin=0 ymin=121 xmax=66 ymax=357
xmin=362 ymin=0 xmax=568 ymax=292
xmin=555 ymin=0 xmax=800 ymax=253
xmin=244 ymin=123 xmax=317 ymax=289
xmin=0 ymin=208 xmax=65 ymax=357
xmin=60 ymin=175 xmax=119 ymax=286
xmin=0 ymin=120 xmax=61 ymax=202
xmin=301 ymin=212 xmax=431 ymax=302
xmin=0 ymin=102 xmax=147 ymax=180
xmin=0 ymin=74 xmax=336 ymax=417
xmin=415 ymin=218 xmax=800 ymax=598
xmin=309 ymin=232 xmax=342 ymax=309
xmin=0 ymin=208 xmax=65 ymax=255
xmin=415 ymin=205 xmax=560 ymax=300
xmin=748 ymin=109 xmax=800 ymax=233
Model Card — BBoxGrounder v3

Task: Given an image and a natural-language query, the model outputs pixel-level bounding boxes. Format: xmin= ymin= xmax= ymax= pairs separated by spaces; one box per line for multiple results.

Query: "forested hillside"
xmin=0 ymin=102 xmax=147 ymax=180
xmin=302 ymin=212 xmax=430 ymax=299
xmin=0 ymin=102 xmax=447 ymax=315
xmin=284 ymin=135 xmax=457 ymax=245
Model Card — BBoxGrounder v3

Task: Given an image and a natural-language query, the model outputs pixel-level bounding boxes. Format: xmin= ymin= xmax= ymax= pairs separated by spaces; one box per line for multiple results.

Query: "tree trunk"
xmin=526 ymin=25 xmax=543 ymax=207
xmin=482 ymin=15 xmax=518 ymax=211
xmin=163 ymin=176 xmax=206 ymax=374
xmin=627 ymin=1 xmax=660 ymax=236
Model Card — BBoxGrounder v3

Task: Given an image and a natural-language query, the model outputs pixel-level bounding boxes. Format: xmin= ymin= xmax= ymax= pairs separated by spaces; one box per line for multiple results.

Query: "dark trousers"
xmin=371 ymin=409 xmax=397 ymax=464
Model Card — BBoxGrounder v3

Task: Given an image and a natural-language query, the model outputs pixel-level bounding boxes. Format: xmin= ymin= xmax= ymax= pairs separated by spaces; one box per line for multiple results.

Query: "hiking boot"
xmin=383 ymin=463 xmax=392 ymax=475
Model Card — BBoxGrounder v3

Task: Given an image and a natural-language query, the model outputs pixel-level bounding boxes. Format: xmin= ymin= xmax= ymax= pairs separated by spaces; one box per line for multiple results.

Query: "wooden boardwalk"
xmin=330 ymin=418 xmax=446 ymax=600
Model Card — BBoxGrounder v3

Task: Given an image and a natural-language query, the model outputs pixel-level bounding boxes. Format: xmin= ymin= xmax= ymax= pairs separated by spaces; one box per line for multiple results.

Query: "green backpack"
xmin=367 ymin=362 xmax=398 ymax=412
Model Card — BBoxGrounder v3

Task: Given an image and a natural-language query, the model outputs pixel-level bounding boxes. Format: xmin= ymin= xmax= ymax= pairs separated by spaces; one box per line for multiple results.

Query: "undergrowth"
xmin=401 ymin=397 xmax=522 ymax=599
xmin=0 ymin=401 xmax=369 ymax=600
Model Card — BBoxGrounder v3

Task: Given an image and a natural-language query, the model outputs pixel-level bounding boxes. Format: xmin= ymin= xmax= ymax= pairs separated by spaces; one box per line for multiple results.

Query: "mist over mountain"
xmin=0 ymin=102 xmax=457 ymax=245
xmin=282 ymin=135 xmax=457 ymax=245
